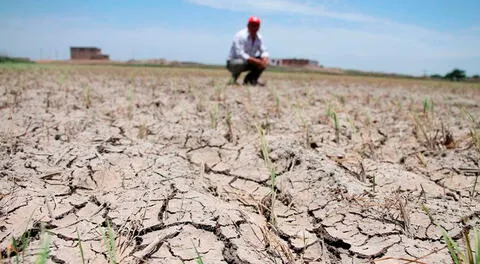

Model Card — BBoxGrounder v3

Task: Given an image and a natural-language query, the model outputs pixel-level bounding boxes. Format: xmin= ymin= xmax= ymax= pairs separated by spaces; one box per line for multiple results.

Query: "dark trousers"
xmin=226 ymin=56 xmax=265 ymax=85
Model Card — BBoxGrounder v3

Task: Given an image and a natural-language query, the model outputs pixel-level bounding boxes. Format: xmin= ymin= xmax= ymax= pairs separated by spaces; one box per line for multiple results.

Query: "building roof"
xmin=70 ymin=47 xmax=101 ymax=50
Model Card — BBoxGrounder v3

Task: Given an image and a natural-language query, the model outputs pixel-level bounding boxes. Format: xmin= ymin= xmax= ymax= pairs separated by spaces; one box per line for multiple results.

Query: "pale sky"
xmin=1 ymin=0 xmax=479 ymax=76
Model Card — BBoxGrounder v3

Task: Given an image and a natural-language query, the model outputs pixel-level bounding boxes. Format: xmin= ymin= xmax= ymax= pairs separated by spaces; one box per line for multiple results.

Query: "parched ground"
xmin=1 ymin=65 xmax=479 ymax=264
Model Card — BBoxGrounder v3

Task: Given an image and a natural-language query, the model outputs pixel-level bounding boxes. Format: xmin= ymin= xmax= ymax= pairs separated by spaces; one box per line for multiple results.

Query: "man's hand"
xmin=261 ymin=57 xmax=269 ymax=68
xmin=248 ymin=57 xmax=269 ymax=69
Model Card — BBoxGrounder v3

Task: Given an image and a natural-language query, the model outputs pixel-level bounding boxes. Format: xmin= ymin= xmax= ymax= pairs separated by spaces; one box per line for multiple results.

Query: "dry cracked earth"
xmin=1 ymin=66 xmax=479 ymax=264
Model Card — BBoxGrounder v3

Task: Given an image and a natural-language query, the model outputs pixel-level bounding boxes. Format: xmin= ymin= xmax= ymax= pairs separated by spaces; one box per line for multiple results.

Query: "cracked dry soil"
xmin=1 ymin=66 xmax=479 ymax=264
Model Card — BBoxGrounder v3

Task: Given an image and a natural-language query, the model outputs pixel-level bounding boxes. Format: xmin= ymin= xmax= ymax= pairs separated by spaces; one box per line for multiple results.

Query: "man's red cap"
xmin=248 ymin=16 xmax=261 ymax=25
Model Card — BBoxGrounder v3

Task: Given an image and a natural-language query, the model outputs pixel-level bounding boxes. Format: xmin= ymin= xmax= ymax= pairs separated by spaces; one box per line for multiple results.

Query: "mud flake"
xmin=219 ymin=225 xmax=238 ymax=240
xmin=349 ymin=235 xmax=401 ymax=257
xmin=163 ymin=193 xmax=217 ymax=227
xmin=151 ymin=245 xmax=185 ymax=263
xmin=301 ymin=241 xmax=324 ymax=262
xmin=230 ymin=165 xmax=270 ymax=183
xmin=277 ymin=213 xmax=315 ymax=239
xmin=71 ymin=167 xmax=97 ymax=189
xmin=167 ymin=225 xmax=224 ymax=262
xmin=45 ymin=184 xmax=72 ymax=197
xmin=3 ymin=202 xmax=46 ymax=237
xmin=400 ymin=238 xmax=452 ymax=263
xmin=75 ymin=200 xmax=104 ymax=221
xmin=325 ymin=223 xmax=367 ymax=246
xmin=211 ymin=161 xmax=231 ymax=173
xmin=94 ymin=168 xmax=123 ymax=190
xmin=206 ymin=134 xmax=227 ymax=147
xmin=229 ymin=180 xmax=270 ymax=199
xmin=357 ymin=218 xmax=397 ymax=236
xmin=232 ymin=225 xmax=274 ymax=263
xmin=373 ymin=165 xmax=443 ymax=194
xmin=322 ymin=213 xmax=345 ymax=226
xmin=188 ymin=148 xmax=221 ymax=167
xmin=215 ymin=207 xmax=244 ymax=226
xmin=290 ymin=230 xmax=318 ymax=251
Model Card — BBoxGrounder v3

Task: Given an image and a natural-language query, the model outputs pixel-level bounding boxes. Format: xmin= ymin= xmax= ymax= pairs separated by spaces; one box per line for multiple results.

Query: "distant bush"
xmin=429 ymin=74 xmax=443 ymax=79
xmin=0 ymin=56 xmax=34 ymax=64
xmin=444 ymin=68 xmax=466 ymax=81
xmin=473 ymin=74 xmax=480 ymax=79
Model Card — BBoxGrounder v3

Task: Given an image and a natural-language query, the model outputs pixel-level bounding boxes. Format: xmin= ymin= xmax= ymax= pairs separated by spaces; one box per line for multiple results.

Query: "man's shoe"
xmin=243 ymin=80 xmax=253 ymax=86
xmin=244 ymin=80 xmax=266 ymax=87
xmin=227 ymin=78 xmax=240 ymax=86
xmin=256 ymin=81 xmax=266 ymax=87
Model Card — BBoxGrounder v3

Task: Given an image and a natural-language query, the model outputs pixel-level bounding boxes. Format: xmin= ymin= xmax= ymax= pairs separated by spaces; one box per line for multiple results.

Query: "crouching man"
xmin=226 ymin=16 xmax=269 ymax=86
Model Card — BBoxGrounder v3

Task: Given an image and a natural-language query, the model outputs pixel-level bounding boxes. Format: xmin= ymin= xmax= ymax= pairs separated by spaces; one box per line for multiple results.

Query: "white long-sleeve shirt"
xmin=228 ymin=28 xmax=269 ymax=61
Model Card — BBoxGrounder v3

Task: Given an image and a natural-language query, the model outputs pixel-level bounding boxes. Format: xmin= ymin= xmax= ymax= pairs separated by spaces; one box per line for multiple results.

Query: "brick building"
xmin=70 ymin=47 xmax=109 ymax=60
xmin=271 ymin=58 xmax=319 ymax=67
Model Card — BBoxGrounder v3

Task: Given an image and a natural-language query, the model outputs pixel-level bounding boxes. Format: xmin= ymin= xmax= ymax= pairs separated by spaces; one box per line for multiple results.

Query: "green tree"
xmin=444 ymin=68 xmax=466 ymax=81
xmin=430 ymin=74 xmax=443 ymax=79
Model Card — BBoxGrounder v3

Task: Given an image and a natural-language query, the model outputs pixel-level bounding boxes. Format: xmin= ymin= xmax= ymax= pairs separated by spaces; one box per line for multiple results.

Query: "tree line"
xmin=430 ymin=68 xmax=479 ymax=81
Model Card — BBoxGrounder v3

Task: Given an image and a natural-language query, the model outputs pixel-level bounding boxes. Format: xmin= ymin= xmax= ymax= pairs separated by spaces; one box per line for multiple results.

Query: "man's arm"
xmin=233 ymin=35 xmax=250 ymax=61
xmin=259 ymin=40 xmax=269 ymax=60
xmin=257 ymin=39 xmax=269 ymax=68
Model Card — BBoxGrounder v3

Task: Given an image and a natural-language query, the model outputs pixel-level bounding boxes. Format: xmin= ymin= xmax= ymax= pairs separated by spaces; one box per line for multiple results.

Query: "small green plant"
xmin=394 ymin=99 xmax=403 ymax=113
xmin=137 ymin=122 xmax=148 ymax=139
xmin=325 ymin=104 xmax=340 ymax=143
xmin=398 ymin=197 xmax=411 ymax=237
xmin=45 ymin=91 xmax=51 ymax=113
xmin=127 ymin=104 xmax=134 ymax=120
xmin=273 ymin=89 xmax=281 ymax=117
xmin=463 ymin=108 xmax=480 ymax=154
xmin=101 ymin=221 xmax=117 ymax=264
xmin=472 ymin=175 xmax=479 ymax=198
xmin=8 ymin=224 xmax=33 ymax=262
xmin=413 ymin=114 xmax=435 ymax=149
xmin=196 ymin=93 xmax=206 ymax=113
xmin=423 ymin=97 xmax=434 ymax=116
xmin=331 ymin=111 xmax=340 ymax=144
xmin=35 ymin=223 xmax=51 ymax=264
xmin=84 ymin=86 xmax=92 ymax=109
xmin=295 ymin=107 xmax=310 ymax=147
xmin=421 ymin=204 xmax=436 ymax=224
xmin=305 ymin=86 xmax=315 ymax=105
xmin=57 ymin=72 xmax=65 ymax=86
xmin=209 ymin=103 xmax=219 ymax=129
xmin=187 ymin=80 xmax=194 ymax=95
xmin=346 ymin=115 xmax=357 ymax=137
xmin=191 ymin=240 xmax=205 ymax=264
xmin=214 ymin=84 xmax=224 ymax=101
xmin=325 ymin=103 xmax=333 ymax=119
xmin=225 ymin=110 xmax=233 ymax=142
xmin=12 ymin=237 xmax=20 ymax=263
xmin=126 ymin=86 xmax=135 ymax=120
xmin=76 ymin=229 xmax=86 ymax=264
xmin=127 ymin=85 xmax=135 ymax=100
xmin=423 ymin=204 xmax=480 ymax=263
xmin=257 ymin=125 xmax=277 ymax=226
xmin=275 ymin=94 xmax=280 ymax=114
xmin=441 ymin=227 xmax=480 ymax=264
xmin=21 ymin=230 xmax=31 ymax=260
xmin=374 ymin=96 xmax=381 ymax=108
xmin=371 ymin=174 xmax=376 ymax=192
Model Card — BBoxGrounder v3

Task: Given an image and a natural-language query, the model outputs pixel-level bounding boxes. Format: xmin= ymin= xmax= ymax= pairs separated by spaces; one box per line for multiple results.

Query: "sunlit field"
xmin=1 ymin=64 xmax=479 ymax=263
